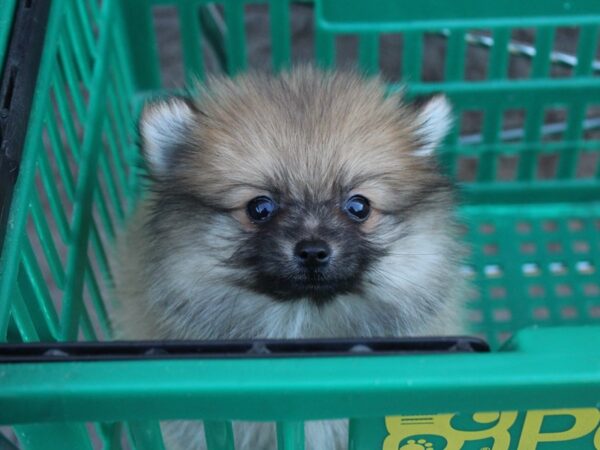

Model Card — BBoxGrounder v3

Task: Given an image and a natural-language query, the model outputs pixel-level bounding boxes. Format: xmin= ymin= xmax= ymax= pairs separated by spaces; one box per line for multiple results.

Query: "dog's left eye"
xmin=246 ymin=196 xmax=277 ymax=223
xmin=344 ymin=195 xmax=370 ymax=222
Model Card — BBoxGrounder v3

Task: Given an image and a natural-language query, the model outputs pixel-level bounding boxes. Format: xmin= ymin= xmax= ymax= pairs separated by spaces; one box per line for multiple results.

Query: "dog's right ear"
xmin=139 ymin=98 xmax=196 ymax=177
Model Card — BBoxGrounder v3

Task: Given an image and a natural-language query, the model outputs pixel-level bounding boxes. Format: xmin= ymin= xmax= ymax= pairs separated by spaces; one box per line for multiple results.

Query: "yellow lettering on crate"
xmin=517 ymin=408 xmax=600 ymax=450
xmin=384 ymin=411 xmax=518 ymax=450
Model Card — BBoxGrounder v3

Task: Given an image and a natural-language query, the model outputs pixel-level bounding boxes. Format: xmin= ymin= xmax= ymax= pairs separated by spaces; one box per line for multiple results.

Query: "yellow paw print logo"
xmin=400 ymin=439 xmax=434 ymax=450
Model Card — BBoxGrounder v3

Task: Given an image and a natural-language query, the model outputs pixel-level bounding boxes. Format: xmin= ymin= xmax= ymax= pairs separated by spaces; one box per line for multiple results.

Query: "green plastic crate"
xmin=1 ymin=0 xmax=600 ymax=449
xmin=0 ymin=0 xmax=17 ymax=72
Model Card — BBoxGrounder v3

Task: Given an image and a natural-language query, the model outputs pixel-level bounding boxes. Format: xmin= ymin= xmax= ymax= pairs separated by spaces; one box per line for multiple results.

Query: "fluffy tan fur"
xmin=112 ymin=67 xmax=465 ymax=450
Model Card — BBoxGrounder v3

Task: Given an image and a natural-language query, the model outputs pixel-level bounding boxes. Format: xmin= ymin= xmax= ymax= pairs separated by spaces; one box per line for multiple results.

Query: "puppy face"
xmin=140 ymin=68 xmax=454 ymax=305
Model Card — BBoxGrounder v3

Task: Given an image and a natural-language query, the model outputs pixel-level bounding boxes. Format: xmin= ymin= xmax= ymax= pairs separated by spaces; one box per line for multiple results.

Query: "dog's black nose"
xmin=294 ymin=240 xmax=331 ymax=269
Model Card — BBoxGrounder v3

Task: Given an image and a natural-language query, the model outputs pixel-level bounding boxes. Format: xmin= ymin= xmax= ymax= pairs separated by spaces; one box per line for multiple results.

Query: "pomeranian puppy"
xmin=113 ymin=66 xmax=464 ymax=449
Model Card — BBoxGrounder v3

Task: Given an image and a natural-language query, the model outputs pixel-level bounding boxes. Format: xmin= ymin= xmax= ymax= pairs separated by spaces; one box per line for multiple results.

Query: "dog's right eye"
xmin=246 ymin=196 xmax=277 ymax=223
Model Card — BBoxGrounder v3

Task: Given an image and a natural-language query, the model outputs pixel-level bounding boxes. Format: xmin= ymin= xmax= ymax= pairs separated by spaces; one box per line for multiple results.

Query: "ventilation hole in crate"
xmin=547 ymin=241 xmax=562 ymax=253
xmin=572 ymin=240 xmax=590 ymax=253
xmin=421 ymin=32 xmax=446 ymax=82
xmin=464 ymin=29 xmax=490 ymax=81
xmin=41 ymin=123 xmax=76 ymax=224
xmin=489 ymin=286 xmax=506 ymax=300
xmin=576 ymin=153 xmax=600 ymax=178
xmin=483 ymin=243 xmax=498 ymax=255
xmin=542 ymin=220 xmax=558 ymax=232
xmin=289 ymin=3 xmax=315 ymax=65
xmin=457 ymin=223 xmax=470 ymax=236
xmin=460 ymin=265 xmax=476 ymax=279
xmin=152 ymin=5 xmax=185 ymax=88
xmin=542 ymin=106 xmax=568 ymax=142
xmin=379 ymin=33 xmax=403 ymax=82
xmin=583 ymin=105 xmax=600 ymax=140
xmin=83 ymin=422 xmax=103 ymax=450
xmin=508 ymin=28 xmax=535 ymax=79
xmin=468 ymin=288 xmax=481 ymax=302
xmin=516 ymin=221 xmax=532 ymax=234
xmin=468 ymin=310 xmax=483 ymax=323
xmin=456 ymin=157 xmax=478 ymax=182
xmin=576 ymin=260 xmax=595 ymax=274
xmin=555 ymin=284 xmax=573 ymax=297
xmin=522 ymin=262 xmax=541 ymax=277
xmin=24 ymin=210 xmax=63 ymax=328
xmin=520 ymin=242 xmax=537 ymax=255
xmin=532 ymin=306 xmax=550 ymax=320
xmin=496 ymin=155 xmax=518 ymax=181
xmin=520 ymin=242 xmax=537 ymax=254
xmin=548 ymin=261 xmax=567 ymax=275
xmin=57 ymin=54 xmax=87 ymax=127
xmin=550 ymin=27 xmax=580 ymax=78
xmin=334 ymin=34 xmax=358 ymax=69
xmin=537 ymin=153 xmax=558 ymax=179
xmin=496 ymin=331 xmax=512 ymax=345
xmin=560 ymin=305 xmax=578 ymax=319
xmin=0 ymin=428 xmax=18 ymax=447
xmin=484 ymin=264 xmax=503 ymax=278
xmin=42 ymin=126 xmax=76 ymax=204
xmin=529 ymin=284 xmax=545 ymax=298
xmin=49 ymin=85 xmax=84 ymax=162
xmin=584 ymin=283 xmax=600 ymax=297
xmin=501 ymin=109 xmax=526 ymax=142
xmin=589 ymin=306 xmax=600 ymax=318
xmin=567 ymin=218 xmax=584 ymax=232
xmin=479 ymin=223 xmax=496 ymax=235
xmin=493 ymin=308 xmax=512 ymax=322
xmin=245 ymin=4 xmax=274 ymax=72
xmin=460 ymin=110 xmax=484 ymax=141
xmin=82 ymin=268 xmax=109 ymax=341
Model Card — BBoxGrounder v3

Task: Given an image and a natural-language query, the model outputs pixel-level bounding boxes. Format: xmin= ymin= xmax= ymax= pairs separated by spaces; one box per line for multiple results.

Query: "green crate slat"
xmin=98 ymin=422 xmax=124 ymax=450
xmin=79 ymin=303 xmax=98 ymax=341
xmin=0 ymin=0 xmax=17 ymax=72
xmin=349 ymin=418 xmax=384 ymax=450
xmin=224 ymin=1 xmax=247 ymax=75
xmin=444 ymin=29 xmax=466 ymax=81
xmin=93 ymin=181 xmax=117 ymax=242
xmin=14 ymin=423 xmax=93 ymax=450
xmin=51 ymin=69 xmax=83 ymax=159
xmin=269 ymin=0 xmax=291 ymax=71
xmin=11 ymin=277 xmax=40 ymax=342
xmin=358 ymin=33 xmax=379 ymax=74
xmin=401 ymin=31 xmax=423 ymax=82
xmin=119 ymin=0 xmax=161 ymax=90
xmin=63 ymin=6 xmax=93 ymax=86
xmin=29 ymin=193 xmax=66 ymax=289
xmin=60 ymin=0 xmax=118 ymax=341
xmin=317 ymin=0 xmax=600 ymax=30
xmin=2 ymin=327 xmax=600 ymax=424
xmin=179 ymin=1 xmax=206 ymax=84
xmin=57 ymin=38 xmax=86 ymax=122
xmin=276 ymin=421 xmax=304 ymax=450
xmin=204 ymin=420 xmax=235 ymax=450
xmin=84 ymin=261 xmax=111 ymax=337
xmin=127 ymin=421 xmax=166 ymax=450
xmin=98 ymin=147 xmax=125 ymax=223
xmin=315 ymin=29 xmax=335 ymax=69
xmin=45 ymin=113 xmax=76 ymax=202
xmin=89 ymin=221 xmax=113 ymax=283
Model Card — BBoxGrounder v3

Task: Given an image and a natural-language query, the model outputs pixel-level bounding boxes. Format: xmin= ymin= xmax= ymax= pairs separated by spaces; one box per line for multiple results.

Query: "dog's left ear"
xmin=413 ymin=95 xmax=452 ymax=157
xmin=139 ymin=97 xmax=196 ymax=177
